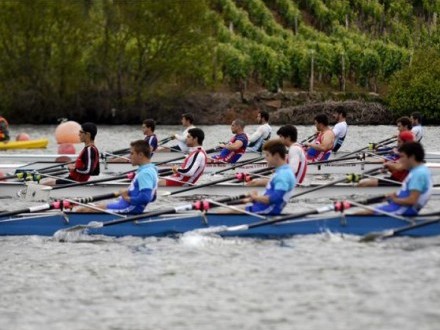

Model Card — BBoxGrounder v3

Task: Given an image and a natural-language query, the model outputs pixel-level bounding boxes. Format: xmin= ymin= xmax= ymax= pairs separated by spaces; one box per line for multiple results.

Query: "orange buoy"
xmin=58 ymin=143 xmax=76 ymax=154
xmin=16 ymin=133 xmax=30 ymax=141
xmin=55 ymin=121 xmax=81 ymax=144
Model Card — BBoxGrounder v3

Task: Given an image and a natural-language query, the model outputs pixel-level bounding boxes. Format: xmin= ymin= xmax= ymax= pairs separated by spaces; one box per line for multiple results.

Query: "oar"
xmin=203 ymin=195 xmax=387 ymax=234
xmin=52 ymin=172 xmax=135 ymax=190
xmin=153 ymin=147 xmax=219 ymax=166
xmin=163 ymin=166 xmax=274 ymax=196
xmin=300 ymin=133 xmax=318 ymax=144
xmin=336 ymin=136 xmax=396 ymax=159
xmin=289 ymin=166 xmax=383 ymax=199
xmin=308 ymin=153 xmax=368 ymax=166
xmin=210 ymin=156 xmax=265 ymax=175
xmin=0 ymin=192 xmax=120 ymax=218
xmin=14 ymin=159 xmax=76 ymax=175
xmin=360 ymin=217 xmax=440 ymax=242
xmin=55 ymin=194 xmax=249 ymax=234
xmin=101 ymin=136 xmax=175 ymax=158
xmin=3 ymin=167 xmax=68 ymax=181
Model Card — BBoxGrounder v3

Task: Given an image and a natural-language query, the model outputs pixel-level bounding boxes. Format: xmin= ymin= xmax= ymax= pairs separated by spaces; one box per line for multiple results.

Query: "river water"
xmin=1 ymin=124 xmax=439 ymax=330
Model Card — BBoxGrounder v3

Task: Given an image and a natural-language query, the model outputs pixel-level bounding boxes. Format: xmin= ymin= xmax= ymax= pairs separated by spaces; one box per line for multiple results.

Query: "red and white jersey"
xmin=170 ymin=147 xmax=207 ymax=186
xmin=288 ymin=143 xmax=307 ymax=184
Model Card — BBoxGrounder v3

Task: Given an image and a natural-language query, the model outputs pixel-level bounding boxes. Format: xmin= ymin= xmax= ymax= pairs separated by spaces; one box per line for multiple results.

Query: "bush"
xmin=387 ymin=48 xmax=440 ymax=123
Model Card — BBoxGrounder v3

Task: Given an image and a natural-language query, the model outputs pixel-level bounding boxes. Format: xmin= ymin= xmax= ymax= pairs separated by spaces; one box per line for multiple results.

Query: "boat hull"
xmin=2 ymin=181 xmax=439 ymax=200
xmin=9 ymin=159 xmax=440 ymax=176
xmin=0 ymin=212 xmax=439 ymax=238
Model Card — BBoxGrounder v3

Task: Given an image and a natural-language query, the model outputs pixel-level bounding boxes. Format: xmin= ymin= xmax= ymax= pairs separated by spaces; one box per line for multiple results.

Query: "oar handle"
xmin=211 ymin=156 xmax=265 ymax=175
xmin=52 ymin=172 xmax=134 ymax=190
xmin=99 ymin=194 xmax=249 ymax=227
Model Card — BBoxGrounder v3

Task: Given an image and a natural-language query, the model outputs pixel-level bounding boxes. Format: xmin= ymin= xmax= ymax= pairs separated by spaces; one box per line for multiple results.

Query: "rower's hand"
xmin=172 ymin=165 xmax=179 ymax=174
xmin=67 ymin=164 xmax=75 ymax=171
xmin=120 ymin=189 xmax=130 ymax=200
xmin=218 ymin=143 xmax=226 ymax=149
xmin=249 ymin=190 xmax=259 ymax=201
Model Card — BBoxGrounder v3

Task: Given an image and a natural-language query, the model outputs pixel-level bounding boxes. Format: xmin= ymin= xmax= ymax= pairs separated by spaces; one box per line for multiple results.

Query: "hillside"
xmin=212 ymin=0 xmax=438 ymax=94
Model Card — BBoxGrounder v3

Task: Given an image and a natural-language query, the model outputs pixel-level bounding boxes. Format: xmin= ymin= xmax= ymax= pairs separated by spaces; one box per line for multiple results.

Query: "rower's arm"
xmin=388 ymin=190 xmax=421 ymax=206
xmin=224 ymin=140 xmax=243 ymax=151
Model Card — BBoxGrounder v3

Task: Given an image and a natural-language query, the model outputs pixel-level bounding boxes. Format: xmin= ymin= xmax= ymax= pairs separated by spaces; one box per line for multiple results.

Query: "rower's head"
xmin=398 ymin=142 xmax=425 ymax=169
xmin=410 ymin=112 xmax=422 ymax=126
xmin=397 ymin=130 xmax=414 ymax=147
xmin=231 ymin=119 xmax=245 ymax=134
xmin=257 ymin=110 xmax=269 ymax=124
xmin=181 ymin=113 xmax=194 ymax=127
xmin=277 ymin=125 xmax=297 ymax=146
xmin=186 ymin=128 xmax=204 ymax=147
xmin=263 ymin=139 xmax=287 ymax=166
xmin=333 ymin=108 xmax=346 ymax=122
xmin=313 ymin=114 xmax=329 ymax=131
xmin=396 ymin=116 xmax=412 ymax=132
xmin=130 ymin=139 xmax=151 ymax=165
xmin=142 ymin=119 xmax=155 ymax=134
xmin=79 ymin=122 xmax=97 ymax=142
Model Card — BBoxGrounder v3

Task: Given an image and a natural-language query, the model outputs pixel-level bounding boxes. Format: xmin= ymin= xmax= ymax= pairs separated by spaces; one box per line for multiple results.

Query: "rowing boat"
xmin=1 ymin=212 xmax=439 ymax=238
xmin=0 ymin=138 xmax=49 ymax=150
xmin=9 ymin=160 xmax=440 ymax=176
xmin=1 ymin=150 xmax=440 ymax=164
xmin=2 ymin=180 xmax=440 ymax=201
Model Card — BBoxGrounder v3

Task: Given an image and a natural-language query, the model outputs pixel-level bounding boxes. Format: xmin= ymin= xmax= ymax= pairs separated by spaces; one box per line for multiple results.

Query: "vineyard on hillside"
xmin=212 ymin=0 xmax=438 ymax=94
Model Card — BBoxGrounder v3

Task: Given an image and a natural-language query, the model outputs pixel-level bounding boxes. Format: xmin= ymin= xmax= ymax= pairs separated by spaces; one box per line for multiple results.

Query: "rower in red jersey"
xmin=159 ymin=128 xmax=207 ymax=187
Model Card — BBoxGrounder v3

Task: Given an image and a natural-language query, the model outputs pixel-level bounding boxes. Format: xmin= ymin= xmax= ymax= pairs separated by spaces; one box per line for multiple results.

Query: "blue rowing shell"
xmin=0 ymin=213 xmax=439 ymax=238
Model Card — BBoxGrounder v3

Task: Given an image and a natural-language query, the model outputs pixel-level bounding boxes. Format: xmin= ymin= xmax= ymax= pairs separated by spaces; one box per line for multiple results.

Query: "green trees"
xmin=0 ymin=0 xmax=214 ymax=122
xmin=387 ymin=48 xmax=440 ymax=122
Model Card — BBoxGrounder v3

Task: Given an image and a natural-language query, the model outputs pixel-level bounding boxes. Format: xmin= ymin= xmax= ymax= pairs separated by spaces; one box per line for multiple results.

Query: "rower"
xmin=374 ymin=116 xmax=413 ymax=154
xmin=159 ymin=113 xmax=196 ymax=153
xmin=396 ymin=116 xmax=412 ymax=134
xmin=303 ymin=114 xmax=335 ymax=162
xmin=0 ymin=115 xmax=10 ymax=142
xmin=357 ymin=142 xmax=432 ymax=216
xmin=358 ymin=131 xmax=414 ymax=187
xmin=77 ymin=140 xmax=158 ymax=214
xmin=210 ymin=119 xmax=249 ymax=164
xmin=142 ymin=119 xmax=158 ymax=154
xmin=277 ymin=125 xmax=307 ymax=184
xmin=222 ymin=139 xmax=295 ymax=215
xmin=41 ymin=122 xmax=100 ymax=186
xmin=159 ymin=128 xmax=207 ymax=187
xmin=332 ymin=109 xmax=348 ymax=153
xmin=246 ymin=110 xmax=272 ymax=153
xmin=410 ymin=112 xmax=424 ymax=142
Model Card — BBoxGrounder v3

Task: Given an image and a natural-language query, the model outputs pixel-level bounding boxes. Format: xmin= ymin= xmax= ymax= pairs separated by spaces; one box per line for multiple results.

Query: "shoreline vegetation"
xmin=0 ymin=1 xmax=438 ymax=124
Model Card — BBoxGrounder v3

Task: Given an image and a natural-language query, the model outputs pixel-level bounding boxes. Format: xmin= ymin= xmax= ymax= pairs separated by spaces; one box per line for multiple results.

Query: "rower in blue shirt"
xmin=77 ymin=140 xmax=158 ymax=214
xmin=358 ymin=142 xmax=432 ymax=216
xmin=230 ymin=139 xmax=296 ymax=215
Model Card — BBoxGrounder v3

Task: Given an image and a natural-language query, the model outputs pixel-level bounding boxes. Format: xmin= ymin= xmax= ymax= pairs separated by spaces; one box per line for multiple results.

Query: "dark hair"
xmin=130 ymin=140 xmax=151 ymax=158
xmin=143 ymin=119 xmax=155 ymax=131
xmin=259 ymin=110 xmax=270 ymax=122
xmin=398 ymin=142 xmax=424 ymax=162
xmin=182 ymin=113 xmax=194 ymax=124
xmin=335 ymin=108 xmax=347 ymax=117
xmin=314 ymin=114 xmax=329 ymax=126
xmin=233 ymin=119 xmax=246 ymax=128
xmin=397 ymin=116 xmax=412 ymax=129
xmin=81 ymin=122 xmax=97 ymax=140
xmin=277 ymin=125 xmax=298 ymax=142
xmin=263 ymin=139 xmax=287 ymax=158
xmin=411 ymin=112 xmax=422 ymax=123
xmin=188 ymin=128 xmax=205 ymax=145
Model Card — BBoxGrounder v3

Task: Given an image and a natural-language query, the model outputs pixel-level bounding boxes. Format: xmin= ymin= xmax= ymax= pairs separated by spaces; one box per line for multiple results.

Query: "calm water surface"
xmin=1 ymin=125 xmax=439 ymax=330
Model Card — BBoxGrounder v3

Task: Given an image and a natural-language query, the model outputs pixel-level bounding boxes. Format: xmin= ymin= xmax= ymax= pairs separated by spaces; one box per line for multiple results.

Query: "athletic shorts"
xmin=164 ymin=178 xmax=185 ymax=187
xmin=375 ymin=203 xmax=418 ymax=216
xmin=106 ymin=198 xmax=141 ymax=214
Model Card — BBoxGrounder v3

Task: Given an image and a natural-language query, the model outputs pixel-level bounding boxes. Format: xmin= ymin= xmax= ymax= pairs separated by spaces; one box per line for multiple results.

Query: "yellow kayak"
xmin=0 ymin=138 xmax=49 ymax=150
